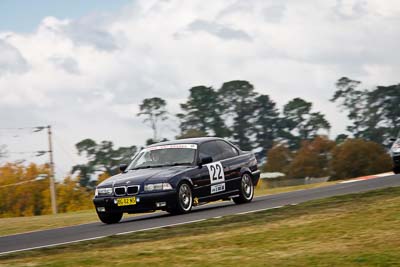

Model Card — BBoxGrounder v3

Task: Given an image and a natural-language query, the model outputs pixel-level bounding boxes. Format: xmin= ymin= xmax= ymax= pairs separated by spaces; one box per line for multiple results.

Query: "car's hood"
xmin=98 ymin=165 xmax=192 ymax=187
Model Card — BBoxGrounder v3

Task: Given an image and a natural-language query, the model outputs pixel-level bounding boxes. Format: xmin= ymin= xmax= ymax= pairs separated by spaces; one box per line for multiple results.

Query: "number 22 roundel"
xmin=206 ymin=161 xmax=225 ymax=194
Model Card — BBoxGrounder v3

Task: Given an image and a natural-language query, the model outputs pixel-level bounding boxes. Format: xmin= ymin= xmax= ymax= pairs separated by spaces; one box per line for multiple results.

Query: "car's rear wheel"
xmin=167 ymin=182 xmax=193 ymax=215
xmin=233 ymin=173 xmax=254 ymax=204
xmin=97 ymin=211 xmax=123 ymax=224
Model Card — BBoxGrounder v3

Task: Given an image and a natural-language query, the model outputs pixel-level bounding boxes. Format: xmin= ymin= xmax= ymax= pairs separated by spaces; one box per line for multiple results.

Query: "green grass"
xmin=254 ymin=180 xmax=338 ymax=196
xmin=0 ymin=210 xmax=97 ymax=237
xmin=0 ymin=210 xmax=145 ymax=237
xmin=1 ymin=186 xmax=400 ymax=266
xmin=0 ymin=181 xmax=337 ymax=237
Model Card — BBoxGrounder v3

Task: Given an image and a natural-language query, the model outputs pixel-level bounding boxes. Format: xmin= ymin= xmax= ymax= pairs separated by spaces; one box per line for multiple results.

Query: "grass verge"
xmin=254 ymin=180 xmax=338 ymax=196
xmin=0 ymin=209 xmax=97 ymax=237
xmin=1 ymin=186 xmax=400 ymax=266
xmin=0 ymin=181 xmax=337 ymax=237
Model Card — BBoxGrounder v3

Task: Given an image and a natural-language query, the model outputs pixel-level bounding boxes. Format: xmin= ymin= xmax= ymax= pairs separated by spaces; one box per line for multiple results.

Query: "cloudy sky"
xmin=1 ymin=0 xmax=399 ymax=178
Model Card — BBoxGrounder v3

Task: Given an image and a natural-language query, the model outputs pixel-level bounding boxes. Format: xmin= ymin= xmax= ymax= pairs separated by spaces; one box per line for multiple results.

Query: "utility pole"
xmin=47 ymin=125 xmax=57 ymax=214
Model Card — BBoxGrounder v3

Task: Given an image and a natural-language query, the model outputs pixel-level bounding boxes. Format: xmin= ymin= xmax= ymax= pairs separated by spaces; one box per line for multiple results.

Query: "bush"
xmin=330 ymin=139 xmax=392 ymax=180
xmin=287 ymin=136 xmax=336 ymax=179
xmin=263 ymin=144 xmax=292 ymax=174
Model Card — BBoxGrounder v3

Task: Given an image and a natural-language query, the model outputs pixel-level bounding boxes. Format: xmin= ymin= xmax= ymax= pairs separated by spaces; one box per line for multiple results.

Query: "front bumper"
xmin=93 ymin=190 xmax=176 ymax=214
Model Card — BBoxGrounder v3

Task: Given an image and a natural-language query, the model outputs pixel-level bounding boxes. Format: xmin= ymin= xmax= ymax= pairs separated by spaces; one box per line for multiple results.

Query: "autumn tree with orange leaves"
xmin=263 ymin=144 xmax=292 ymax=174
xmin=330 ymin=138 xmax=392 ymax=180
xmin=0 ymin=163 xmax=93 ymax=218
xmin=287 ymin=136 xmax=336 ymax=179
xmin=0 ymin=163 xmax=51 ymax=217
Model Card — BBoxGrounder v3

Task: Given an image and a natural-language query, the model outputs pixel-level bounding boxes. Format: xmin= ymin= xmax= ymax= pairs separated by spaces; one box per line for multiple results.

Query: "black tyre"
xmin=233 ymin=173 xmax=254 ymax=204
xmin=167 ymin=182 xmax=193 ymax=215
xmin=394 ymin=166 xmax=400 ymax=174
xmin=97 ymin=211 xmax=123 ymax=224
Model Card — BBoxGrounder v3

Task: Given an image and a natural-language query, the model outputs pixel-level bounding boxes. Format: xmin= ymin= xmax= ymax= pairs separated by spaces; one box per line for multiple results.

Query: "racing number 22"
xmin=209 ymin=164 xmax=223 ymax=182
xmin=206 ymin=162 xmax=226 ymax=194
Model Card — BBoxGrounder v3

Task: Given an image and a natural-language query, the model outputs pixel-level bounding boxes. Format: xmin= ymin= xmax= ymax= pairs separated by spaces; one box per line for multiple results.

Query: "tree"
xmin=72 ymin=139 xmax=137 ymax=188
xmin=287 ymin=136 xmax=336 ymax=179
xmin=281 ymin=98 xmax=331 ymax=148
xmin=0 ymin=163 xmax=51 ymax=217
xmin=263 ymin=144 xmax=292 ymax=174
xmin=178 ymin=86 xmax=229 ymax=137
xmin=57 ymin=176 xmax=93 ymax=213
xmin=0 ymin=162 xmax=99 ymax=218
xmin=176 ymin=129 xmax=207 ymax=139
xmin=137 ymin=97 xmax=168 ymax=141
xmin=219 ymin=80 xmax=258 ymax=151
xmin=253 ymin=94 xmax=280 ymax=153
xmin=330 ymin=139 xmax=392 ymax=180
xmin=97 ymin=172 xmax=111 ymax=185
xmin=335 ymin=134 xmax=349 ymax=144
xmin=331 ymin=77 xmax=365 ymax=135
xmin=331 ymin=77 xmax=400 ymax=144
xmin=367 ymin=84 xmax=400 ymax=142
xmin=145 ymin=138 xmax=168 ymax=146
xmin=331 ymin=77 xmax=376 ymax=141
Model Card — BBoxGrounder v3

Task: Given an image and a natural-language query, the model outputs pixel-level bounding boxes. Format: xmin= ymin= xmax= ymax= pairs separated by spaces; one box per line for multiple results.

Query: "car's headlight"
xmin=144 ymin=183 xmax=173 ymax=192
xmin=95 ymin=187 xmax=113 ymax=196
xmin=392 ymin=143 xmax=400 ymax=153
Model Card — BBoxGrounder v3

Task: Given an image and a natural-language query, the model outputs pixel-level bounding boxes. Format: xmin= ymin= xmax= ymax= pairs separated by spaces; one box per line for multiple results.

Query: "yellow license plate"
xmin=117 ymin=197 xmax=136 ymax=206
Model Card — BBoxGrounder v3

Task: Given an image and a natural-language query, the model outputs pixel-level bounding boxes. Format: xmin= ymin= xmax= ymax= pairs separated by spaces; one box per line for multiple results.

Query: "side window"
xmin=216 ymin=141 xmax=239 ymax=159
xmin=199 ymin=141 xmax=223 ymax=161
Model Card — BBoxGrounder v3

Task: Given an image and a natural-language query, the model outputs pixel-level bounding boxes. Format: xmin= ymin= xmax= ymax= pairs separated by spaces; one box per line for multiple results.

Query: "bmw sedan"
xmin=93 ymin=137 xmax=260 ymax=224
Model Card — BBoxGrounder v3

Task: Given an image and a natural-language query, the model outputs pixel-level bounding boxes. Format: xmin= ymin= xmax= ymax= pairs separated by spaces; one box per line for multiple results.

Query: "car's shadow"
xmin=114 ymin=201 xmax=236 ymax=225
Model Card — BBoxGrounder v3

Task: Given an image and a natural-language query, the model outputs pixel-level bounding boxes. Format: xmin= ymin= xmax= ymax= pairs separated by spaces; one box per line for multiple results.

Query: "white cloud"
xmin=1 ymin=0 xmax=400 ymax=177
xmin=0 ymin=39 xmax=30 ymax=75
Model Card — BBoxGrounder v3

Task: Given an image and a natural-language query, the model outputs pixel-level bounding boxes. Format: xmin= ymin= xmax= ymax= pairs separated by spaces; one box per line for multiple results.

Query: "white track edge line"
xmin=0 ymin=219 xmax=206 ymax=256
xmin=115 ymin=219 xmax=206 ymax=236
xmin=236 ymin=206 xmax=283 ymax=215
xmin=0 ymin=236 xmax=106 ymax=256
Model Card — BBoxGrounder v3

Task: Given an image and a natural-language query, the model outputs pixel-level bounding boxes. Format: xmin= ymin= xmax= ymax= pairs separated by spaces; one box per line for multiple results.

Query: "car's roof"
xmin=147 ymin=137 xmax=223 ymax=147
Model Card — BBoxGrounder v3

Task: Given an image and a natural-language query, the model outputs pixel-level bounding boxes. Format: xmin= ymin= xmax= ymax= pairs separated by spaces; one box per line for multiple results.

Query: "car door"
xmin=193 ymin=141 xmax=224 ymax=199
xmin=215 ymin=140 xmax=242 ymax=193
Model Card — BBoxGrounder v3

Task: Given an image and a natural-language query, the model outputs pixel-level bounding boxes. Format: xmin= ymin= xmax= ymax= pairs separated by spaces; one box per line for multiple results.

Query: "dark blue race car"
xmin=93 ymin=137 xmax=260 ymax=224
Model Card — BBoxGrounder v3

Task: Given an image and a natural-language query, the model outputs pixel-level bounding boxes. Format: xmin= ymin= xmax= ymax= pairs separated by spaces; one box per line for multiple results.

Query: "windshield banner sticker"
xmin=145 ymin=144 xmax=197 ymax=151
xmin=206 ymin=161 xmax=226 ymax=194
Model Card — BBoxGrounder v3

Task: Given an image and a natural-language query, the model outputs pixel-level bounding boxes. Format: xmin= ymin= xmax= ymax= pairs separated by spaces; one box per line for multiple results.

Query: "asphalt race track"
xmin=1 ymin=174 xmax=400 ymax=255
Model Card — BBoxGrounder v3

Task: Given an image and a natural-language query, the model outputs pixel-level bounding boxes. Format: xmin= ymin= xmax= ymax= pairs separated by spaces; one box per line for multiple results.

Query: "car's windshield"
xmin=128 ymin=144 xmax=197 ymax=169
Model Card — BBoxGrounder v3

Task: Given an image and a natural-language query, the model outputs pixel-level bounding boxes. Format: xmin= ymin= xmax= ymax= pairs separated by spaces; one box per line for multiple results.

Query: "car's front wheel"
xmin=233 ymin=173 xmax=254 ymax=204
xmin=394 ymin=166 xmax=400 ymax=174
xmin=97 ymin=211 xmax=123 ymax=224
xmin=167 ymin=182 xmax=193 ymax=215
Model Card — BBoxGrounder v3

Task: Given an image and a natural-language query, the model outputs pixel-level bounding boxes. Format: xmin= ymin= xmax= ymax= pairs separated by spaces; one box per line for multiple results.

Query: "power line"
xmin=0 ymin=125 xmax=57 ymax=214
xmin=0 ymin=126 xmax=46 ymax=131
xmin=0 ymin=126 xmax=49 ymax=160
xmin=0 ymin=178 xmax=43 ymax=188
xmin=7 ymin=151 xmax=48 ymax=155
xmin=0 ymin=126 xmax=46 ymax=139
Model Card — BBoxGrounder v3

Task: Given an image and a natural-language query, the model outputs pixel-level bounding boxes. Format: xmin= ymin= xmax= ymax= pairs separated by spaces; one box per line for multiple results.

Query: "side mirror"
xmin=390 ymin=138 xmax=397 ymax=142
xmin=199 ymin=156 xmax=213 ymax=166
xmin=119 ymin=164 xmax=128 ymax=173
